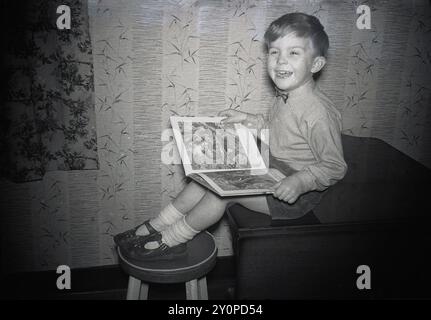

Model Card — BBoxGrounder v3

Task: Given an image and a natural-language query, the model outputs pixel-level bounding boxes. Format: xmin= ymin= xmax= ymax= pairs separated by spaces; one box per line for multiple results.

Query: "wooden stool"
xmin=118 ymin=231 xmax=217 ymax=300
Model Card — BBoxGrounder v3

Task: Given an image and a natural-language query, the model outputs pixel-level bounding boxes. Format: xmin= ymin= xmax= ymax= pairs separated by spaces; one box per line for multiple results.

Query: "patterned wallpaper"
xmin=1 ymin=0 xmax=430 ymax=272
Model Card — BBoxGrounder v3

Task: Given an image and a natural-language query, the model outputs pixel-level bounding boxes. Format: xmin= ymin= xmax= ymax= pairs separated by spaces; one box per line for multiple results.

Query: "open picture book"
xmin=170 ymin=116 xmax=286 ymax=196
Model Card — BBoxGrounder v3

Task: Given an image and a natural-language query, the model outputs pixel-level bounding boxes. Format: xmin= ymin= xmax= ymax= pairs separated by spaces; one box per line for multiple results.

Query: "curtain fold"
xmin=1 ymin=0 xmax=98 ymax=182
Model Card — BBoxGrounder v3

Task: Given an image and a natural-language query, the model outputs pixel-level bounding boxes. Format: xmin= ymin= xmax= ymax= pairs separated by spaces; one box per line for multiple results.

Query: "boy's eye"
xmin=269 ymin=49 xmax=278 ymax=55
xmin=290 ymin=51 xmax=299 ymax=55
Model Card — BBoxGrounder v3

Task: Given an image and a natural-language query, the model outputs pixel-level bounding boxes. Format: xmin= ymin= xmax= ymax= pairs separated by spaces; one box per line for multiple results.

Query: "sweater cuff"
xmin=294 ymin=169 xmax=318 ymax=192
xmin=242 ymin=113 xmax=256 ymax=128
xmin=242 ymin=113 xmax=265 ymax=130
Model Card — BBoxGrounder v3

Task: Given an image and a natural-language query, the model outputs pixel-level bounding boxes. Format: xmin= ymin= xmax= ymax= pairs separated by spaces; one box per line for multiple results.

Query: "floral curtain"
xmin=1 ymin=0 xmax=98 ymax=182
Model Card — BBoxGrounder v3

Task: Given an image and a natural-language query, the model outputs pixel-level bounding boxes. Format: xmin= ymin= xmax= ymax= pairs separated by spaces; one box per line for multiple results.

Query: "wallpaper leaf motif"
xmin=227 ymin=1 xmax=262 ymax=111
xmin=31 ymin=173 xmax=70 ymax=269
xmin=395 ymin=8 xmax=431 ymax=159
xmin=91 ymin=0 xmax=136 ymax=264
xmin=161 ymin=2 xmax=200 ymax=204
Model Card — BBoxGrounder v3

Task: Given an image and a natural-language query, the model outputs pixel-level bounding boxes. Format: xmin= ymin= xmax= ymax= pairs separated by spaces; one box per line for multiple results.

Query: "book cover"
xmin=170 ymin=116 xmax=285 ymax=196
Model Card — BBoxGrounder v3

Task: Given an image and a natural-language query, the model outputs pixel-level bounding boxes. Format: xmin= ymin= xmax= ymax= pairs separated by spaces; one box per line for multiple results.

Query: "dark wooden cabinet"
xmin=226 ymin=135 xmax=431 ymax=299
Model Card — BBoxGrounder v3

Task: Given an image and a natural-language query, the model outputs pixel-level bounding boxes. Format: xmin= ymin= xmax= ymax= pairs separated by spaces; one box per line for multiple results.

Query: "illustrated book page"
xmin=170 ymin=116 xmax=285 ymax=196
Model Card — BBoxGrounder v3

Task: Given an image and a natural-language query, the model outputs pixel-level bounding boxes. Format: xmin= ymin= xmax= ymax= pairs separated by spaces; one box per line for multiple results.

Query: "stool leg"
xmin=197 ymin=277 xmax=208 ymax=300
xmin=126 ymin=276 xmax=141 ymax=300
xmin=186 ymin=279 xmax=198 ymax=300
xmin=186 ymin=277 xmax=208 ymax=300
xmin=139 ymin=282 xmax=149 ymax=300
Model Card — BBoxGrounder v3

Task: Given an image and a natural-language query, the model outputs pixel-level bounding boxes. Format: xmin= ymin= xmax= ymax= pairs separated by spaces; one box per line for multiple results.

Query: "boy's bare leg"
xmin=171 ymin=181 xmax=207 ymax=213
xmin=185 ymin=191 xmax=270 ymax=231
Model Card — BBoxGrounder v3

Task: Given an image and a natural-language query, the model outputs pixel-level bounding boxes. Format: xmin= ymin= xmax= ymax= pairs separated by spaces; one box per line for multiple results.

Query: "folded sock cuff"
xmin=182 ymin=216 xmax=199 ymax=234
xmin=157 ymin=203 xmax=184 ymax=226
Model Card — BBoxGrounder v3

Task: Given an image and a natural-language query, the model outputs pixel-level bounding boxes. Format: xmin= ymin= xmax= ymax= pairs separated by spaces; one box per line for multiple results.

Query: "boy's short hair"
xmin=264 ymin=12 xmax=329 ymax=57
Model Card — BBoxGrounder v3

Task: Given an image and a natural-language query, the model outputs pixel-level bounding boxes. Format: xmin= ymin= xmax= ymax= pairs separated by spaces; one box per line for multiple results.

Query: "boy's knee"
xmin=189 ymin=180 xmax=206 ymax=191
xmin=205 ymin=189 xmax=222 ymax=201
xmin=205 ymin=190 xmax=230 ymax=207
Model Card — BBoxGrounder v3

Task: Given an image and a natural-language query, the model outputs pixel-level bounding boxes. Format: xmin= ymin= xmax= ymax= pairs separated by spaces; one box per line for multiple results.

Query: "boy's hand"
xmin=272 ymin=174 xmax=308 ymax=204
xmin=218 ymin=109 xmax=248 ymax=123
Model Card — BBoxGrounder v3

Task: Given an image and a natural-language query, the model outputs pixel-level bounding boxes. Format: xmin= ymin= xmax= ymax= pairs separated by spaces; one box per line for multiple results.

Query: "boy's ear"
xmin=311 ymin=56 xmax=326 ymax=73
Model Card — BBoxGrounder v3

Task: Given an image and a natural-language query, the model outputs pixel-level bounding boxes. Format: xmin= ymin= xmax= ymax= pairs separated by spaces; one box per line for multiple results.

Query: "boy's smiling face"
xmin=267 ymin=32 xmax=325 ymax=92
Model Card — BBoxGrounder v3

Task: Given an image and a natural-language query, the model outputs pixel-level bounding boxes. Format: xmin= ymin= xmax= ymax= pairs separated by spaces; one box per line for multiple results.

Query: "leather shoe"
xmin=121 ymin=232 xmax=187 ymax=261
xmin=113 ymin=220 xmax=157 ymax=247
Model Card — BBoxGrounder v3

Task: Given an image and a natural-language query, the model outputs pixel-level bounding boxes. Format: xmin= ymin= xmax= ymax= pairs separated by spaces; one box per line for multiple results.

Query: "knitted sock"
xmin=144 ymin=216 xmax=199 ymax=249
xmin=136 ymin=203 xmax=184 ymax=236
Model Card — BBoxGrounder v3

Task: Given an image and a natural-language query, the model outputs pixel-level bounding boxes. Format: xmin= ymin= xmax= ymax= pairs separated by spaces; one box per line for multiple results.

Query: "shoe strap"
xmin=144 ymin=220 xmax=157 ymax=235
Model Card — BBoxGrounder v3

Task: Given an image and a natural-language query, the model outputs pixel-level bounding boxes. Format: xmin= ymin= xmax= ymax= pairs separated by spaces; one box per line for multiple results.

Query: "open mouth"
xmin=275 ymin=70 xmax=293 ymax=78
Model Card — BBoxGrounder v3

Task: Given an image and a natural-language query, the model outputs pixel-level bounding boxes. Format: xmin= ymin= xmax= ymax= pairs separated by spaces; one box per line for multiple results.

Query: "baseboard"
xmin=1 ymin=256 xmax=235 ymax=300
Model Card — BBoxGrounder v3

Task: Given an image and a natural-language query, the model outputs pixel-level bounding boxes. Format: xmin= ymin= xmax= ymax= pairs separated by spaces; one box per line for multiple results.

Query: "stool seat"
xmin=118 ymin=231 xmax=217 ymax=299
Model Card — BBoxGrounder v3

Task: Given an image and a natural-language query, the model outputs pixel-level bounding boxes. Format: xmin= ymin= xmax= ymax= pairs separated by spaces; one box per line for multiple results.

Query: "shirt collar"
xmin=275 ymin=87 xmax=289 ymax=103
xmin=275 ymin=79 xmax=316 ymax=104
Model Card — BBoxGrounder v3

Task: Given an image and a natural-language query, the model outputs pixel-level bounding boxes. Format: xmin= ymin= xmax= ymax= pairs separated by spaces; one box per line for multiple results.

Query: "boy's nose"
xmin=277 ymin=53 xmax=289 ymax=65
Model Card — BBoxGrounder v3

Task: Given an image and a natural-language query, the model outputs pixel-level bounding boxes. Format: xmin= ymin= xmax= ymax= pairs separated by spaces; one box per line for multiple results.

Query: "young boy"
xmin=114 ymin=12 xmax=347 ymax=260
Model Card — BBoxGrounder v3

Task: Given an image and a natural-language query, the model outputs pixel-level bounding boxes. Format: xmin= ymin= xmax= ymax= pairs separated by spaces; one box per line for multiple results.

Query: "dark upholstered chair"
xmin=226 ymin=135 xmax=431 ymax=299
